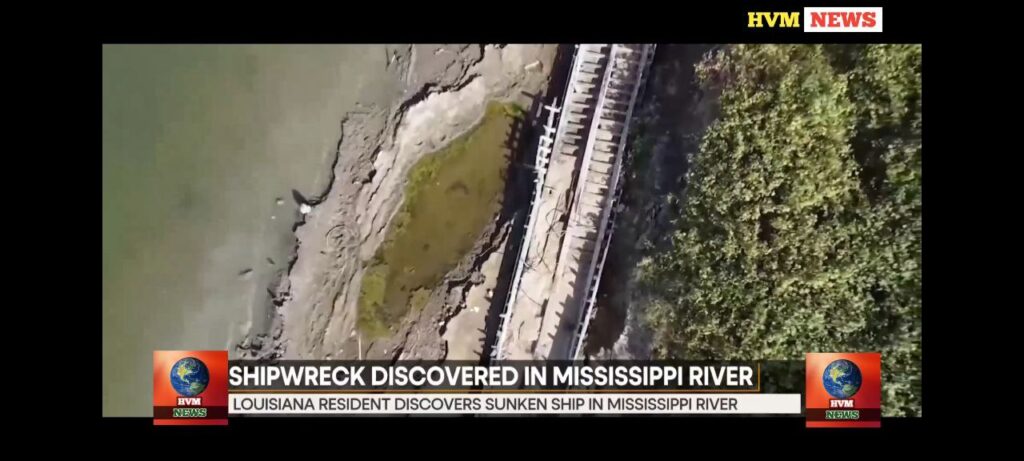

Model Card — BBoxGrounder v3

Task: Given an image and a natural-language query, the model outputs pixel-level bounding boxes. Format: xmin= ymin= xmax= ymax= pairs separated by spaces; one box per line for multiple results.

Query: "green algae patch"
xmin=358 ymin=101 xmax=521 ymax=338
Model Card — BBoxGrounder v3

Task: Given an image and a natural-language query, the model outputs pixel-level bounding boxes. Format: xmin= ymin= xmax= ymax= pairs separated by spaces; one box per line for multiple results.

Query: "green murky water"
xmin=102 ymin=45 xmax=399 ymax=416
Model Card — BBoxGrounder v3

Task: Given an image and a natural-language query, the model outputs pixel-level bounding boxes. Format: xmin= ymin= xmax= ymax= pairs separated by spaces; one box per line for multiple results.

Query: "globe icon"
xmin=821 ymin=359 xmax=862 ymax=399
xmin=169 ymin=357 xmax=210 ymax=397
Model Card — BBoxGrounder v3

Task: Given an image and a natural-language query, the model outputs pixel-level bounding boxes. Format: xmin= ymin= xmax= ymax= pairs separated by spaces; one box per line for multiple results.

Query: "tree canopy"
xmin=642 ymin=45 xmax=921 ymax=416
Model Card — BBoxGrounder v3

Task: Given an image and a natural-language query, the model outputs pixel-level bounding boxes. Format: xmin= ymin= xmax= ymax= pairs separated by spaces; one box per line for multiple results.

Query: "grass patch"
xmin=357 ymin=264 xmax=390 ymax=338
xmin=409 ymin=288 xmax=431 ymax=312
xmin=358 ymin=101 xmax=521 ymax=337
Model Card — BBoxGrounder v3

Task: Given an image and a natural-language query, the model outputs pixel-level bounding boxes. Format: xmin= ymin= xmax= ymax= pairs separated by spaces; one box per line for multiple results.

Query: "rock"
xmin=275 ymin=198 xmax=284 ymax=206
xmin=299 ymin=203 xmax=312 ymax=214
xmin=525 ymin=60 xmax=543 ymax=72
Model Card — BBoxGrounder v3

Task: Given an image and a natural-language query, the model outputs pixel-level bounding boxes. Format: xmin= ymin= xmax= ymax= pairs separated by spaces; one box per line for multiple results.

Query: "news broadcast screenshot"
xmin=100 ymin=3 xmax=928 ymax=433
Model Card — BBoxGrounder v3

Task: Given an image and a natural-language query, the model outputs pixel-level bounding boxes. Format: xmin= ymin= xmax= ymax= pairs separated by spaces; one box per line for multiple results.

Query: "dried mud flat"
xmin=236 ymin=44 xmax=560 ymax=362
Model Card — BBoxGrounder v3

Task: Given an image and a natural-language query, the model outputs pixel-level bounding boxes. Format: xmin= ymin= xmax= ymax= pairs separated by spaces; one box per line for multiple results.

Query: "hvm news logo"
xmin=805 ymin=353 xmax=881 ymax=428
xmin=747 ymin=7 xmax=883 ymax=32
xmin=153 ymin=350 xmax=228 ymax=425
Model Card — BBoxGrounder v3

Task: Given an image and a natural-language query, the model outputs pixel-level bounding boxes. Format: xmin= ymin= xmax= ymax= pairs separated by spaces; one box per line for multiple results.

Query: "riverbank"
xmin=249 ymin=45 xmax=560 ymax=362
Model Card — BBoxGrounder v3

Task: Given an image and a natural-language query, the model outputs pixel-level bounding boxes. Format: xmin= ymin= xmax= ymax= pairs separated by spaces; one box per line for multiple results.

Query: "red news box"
xmin=805 ymin=352 xmax=881 ymax=428
xmin=153 ymin=350 xmax=228 ymax=426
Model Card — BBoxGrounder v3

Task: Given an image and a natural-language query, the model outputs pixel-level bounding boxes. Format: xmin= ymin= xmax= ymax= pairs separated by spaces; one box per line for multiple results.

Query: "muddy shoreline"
xmin=238 ymin=45 xmax=563 ymax=362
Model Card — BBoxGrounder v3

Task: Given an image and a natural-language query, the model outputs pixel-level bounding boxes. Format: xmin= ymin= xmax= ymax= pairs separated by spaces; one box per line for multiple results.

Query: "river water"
xmin=102 ymin=45 xmax=401 ymax=416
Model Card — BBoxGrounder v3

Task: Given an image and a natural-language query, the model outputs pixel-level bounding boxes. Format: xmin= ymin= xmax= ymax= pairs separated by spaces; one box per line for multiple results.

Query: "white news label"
xmin=229 ymin=393 xmax=803 ymax=415
xmin=803 ymin=7 xmax=883 ymax=33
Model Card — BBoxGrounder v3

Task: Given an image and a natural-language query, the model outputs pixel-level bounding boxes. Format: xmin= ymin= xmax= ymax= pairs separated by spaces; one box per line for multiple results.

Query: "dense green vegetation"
xmin=358 ymin=101 xmax=521 ymax=338
xmin=642 ymin=45 xmax=921 ymax=415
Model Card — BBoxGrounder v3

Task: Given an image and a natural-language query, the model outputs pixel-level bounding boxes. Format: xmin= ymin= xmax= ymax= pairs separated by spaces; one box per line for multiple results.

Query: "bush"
xmin=643 ymin=45 xmax=921 ymax=416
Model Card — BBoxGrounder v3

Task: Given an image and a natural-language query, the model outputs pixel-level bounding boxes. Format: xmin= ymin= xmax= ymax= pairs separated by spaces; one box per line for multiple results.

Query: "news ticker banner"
xmin=227 ymin=359 xmax=798 ymax=416
xmin=154 ymin=353 xmax=881 ymax=427
xmin=230 ymin=393 xmax=799 ymax=415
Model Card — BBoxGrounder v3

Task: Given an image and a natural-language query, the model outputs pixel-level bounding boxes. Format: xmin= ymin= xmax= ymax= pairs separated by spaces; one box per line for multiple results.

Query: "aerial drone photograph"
xmin=102 ymin=41 xmax=921 ymax=423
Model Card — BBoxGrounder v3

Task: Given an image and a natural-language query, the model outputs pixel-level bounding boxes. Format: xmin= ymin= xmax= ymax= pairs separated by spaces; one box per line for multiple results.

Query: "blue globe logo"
xmin=822 ymin=359 xmax=862 ymax=399
xmin=169 ymin=357 xmax=210 ymax=397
